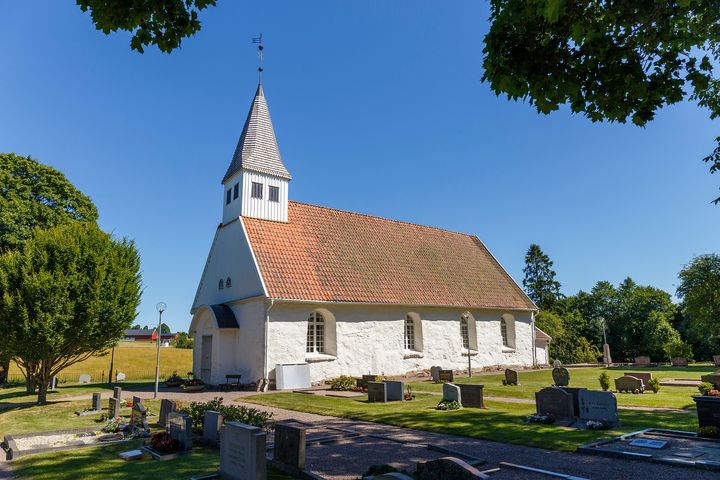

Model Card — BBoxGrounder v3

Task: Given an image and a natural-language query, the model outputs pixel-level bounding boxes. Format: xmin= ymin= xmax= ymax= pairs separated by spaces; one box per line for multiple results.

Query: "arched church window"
xmin=218 ymin=279 xmax=224 ymax=290
xmin=501 ymin=314 xmax=516 ymax=349
xmin=306 ymin=312 xmax=325 ymax=354
xmin=225 ymin=277 xmax=232 ymax=288
xmin=460 ymin=314 xmax=470 ymax=349
xmin=404 ymin=315 xmax=416 ymax=350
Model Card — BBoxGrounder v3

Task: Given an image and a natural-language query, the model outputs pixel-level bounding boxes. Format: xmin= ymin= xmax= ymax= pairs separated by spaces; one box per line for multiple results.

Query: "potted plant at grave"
xmin=694 ymin=382 xmax=720 ymax=429
xmin=165 ymin=371 xmax=184 ymax=388
xmin=182 ymin=377 xmax=206 ymax=392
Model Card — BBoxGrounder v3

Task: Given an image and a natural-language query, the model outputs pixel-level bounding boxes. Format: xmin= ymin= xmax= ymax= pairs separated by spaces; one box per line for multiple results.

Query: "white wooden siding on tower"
xmin=241 ymin=170 xmax=288 ymax=222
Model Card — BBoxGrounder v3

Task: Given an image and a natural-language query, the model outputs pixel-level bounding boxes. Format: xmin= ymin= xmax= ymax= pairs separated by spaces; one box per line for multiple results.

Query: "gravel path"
xmin=54 ymin=386 xmax=714 ymax=480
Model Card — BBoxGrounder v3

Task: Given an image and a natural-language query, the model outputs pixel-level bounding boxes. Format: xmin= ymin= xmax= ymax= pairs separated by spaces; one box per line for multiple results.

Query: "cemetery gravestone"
xmin=384 ymin=380 xmax=405 ymax=401
xmin=367 ymin=381 xmax=387 ymax=403
xmin=671 ymin=357 xmax=689 ymax=367
xmin=552 ymin=367 xmax=570 ymax=387
xmin=108 ymin=397 xmax=120 ymax=418
xmin=78 ymin=374 xmax=91 ymax=384
xmin=430 ymin=366 xmax=442 ymax=382
xmin=504 ymin=369 xmax=519 ymax=386
xmin=624 ymin=372 xmax=652 ymax=389
xmin=579 ymin=390 xmax=619 ymax=427
xmin=273 ymin=423 xmax=306 ymax=475
xmin=167 ymin=412 xmax=193 ymax=451
xmin=159 ymin=399 xmax=177 ymax=427
xmin=552 ymin=359 xmax=562 ymax=367
xmin=442 ymin=383 xmax=462 ymax=404
xmin=714 ymin=355 xmax=720 ymax=367
xmin=701 ymin=374 xmax=720 ymax=388
xmin=457 ymin=384 xmax=484 ymax=408
xmin=634 ymin=356 xmax=651 ymax=366
xmin=416 ymin=457 xmax=487 ymax=480
xmin=535 ymin=387 xmax=575 ymax=420
xmin=438 ymin=370 xmax=454 ymax=382
xmin=48 ymin=376 xmax=58 ymax=390
xmin=92 ymin=393 xmax=102 ymax=411
xmin=113 ymin=386 xmax=122 ymax=399
xmin=557 ymin=387 xmax=586 ymax=417
xmin=693 ymin=396 xmax=720 ymax=428
xmin=131 ymin=400 xmax=149 ymax=433
xmin=203 ymin=410 xmax=223 ymax=445
xmin=220 ymin=422 xmax=267 ymax=480
xmin=358 ymin=374 xmax=380 ymax=390
xmin=615 ymin=375 xmax=644 ymax=393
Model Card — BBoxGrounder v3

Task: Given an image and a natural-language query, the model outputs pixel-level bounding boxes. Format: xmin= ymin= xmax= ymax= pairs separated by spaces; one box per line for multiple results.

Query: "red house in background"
xmin=122 ymin=328 xmax=178 ymax=343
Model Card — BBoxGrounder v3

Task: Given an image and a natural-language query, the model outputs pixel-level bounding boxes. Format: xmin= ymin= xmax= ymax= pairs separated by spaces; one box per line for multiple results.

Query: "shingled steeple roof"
xmin=223 ymin=84 xmax=291 ymax=182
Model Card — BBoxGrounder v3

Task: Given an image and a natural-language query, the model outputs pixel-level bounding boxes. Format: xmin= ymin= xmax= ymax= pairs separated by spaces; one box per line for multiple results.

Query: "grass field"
xmin=407 ymin=366 xmax=714 ymax=409
xmin=242 ymin=392 xmax=700 ymax=452
xmin=8 ymin=343 xmax=193 ymax=384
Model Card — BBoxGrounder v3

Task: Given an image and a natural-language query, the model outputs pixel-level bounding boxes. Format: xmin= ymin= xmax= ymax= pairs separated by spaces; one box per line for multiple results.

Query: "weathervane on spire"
xmin=252 ymin=34 xmax=264 ymax=84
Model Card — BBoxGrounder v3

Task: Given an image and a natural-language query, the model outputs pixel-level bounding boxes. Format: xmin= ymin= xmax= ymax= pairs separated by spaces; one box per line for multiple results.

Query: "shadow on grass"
xmin=0 ymin=381 xmax=154 ymax=403
xmin=608 ymin=365 xmax=715 ymax=374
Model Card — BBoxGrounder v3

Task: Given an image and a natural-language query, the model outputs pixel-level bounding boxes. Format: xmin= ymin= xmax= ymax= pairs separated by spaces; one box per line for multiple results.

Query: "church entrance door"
xmin=201 ymin=335 xmax=213 ymax=384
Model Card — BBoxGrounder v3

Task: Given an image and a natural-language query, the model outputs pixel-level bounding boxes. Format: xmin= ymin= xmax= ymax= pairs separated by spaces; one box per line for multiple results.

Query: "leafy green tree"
xmin=0 ymin=153 xmax=98 ymax=384
xmin=536 ymin=310 xmax=600 ymax=364
xmin=77 ymin=0 xmax=217 ymax=53
xmin=175 ymin=332 xmax=194 ymax=349
xmin=522 ymin=244 xmax=563 ymax=310
xmin=482 ymin=1 xmax=720 ymax=203
xmin=160 ymin=323 xmax=171 ymax=335
xmin=677 ymin=254 xmax=720 ymax=358
xmin=0 ymin=223 xmax=142 ymax=404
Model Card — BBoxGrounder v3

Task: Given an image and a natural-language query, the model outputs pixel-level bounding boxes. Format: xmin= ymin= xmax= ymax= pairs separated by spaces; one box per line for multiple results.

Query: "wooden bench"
xmin=222 ymin=374 xmax=242 ymax=391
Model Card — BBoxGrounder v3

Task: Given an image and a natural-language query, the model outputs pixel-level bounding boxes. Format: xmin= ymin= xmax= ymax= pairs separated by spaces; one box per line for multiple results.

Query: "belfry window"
xmin=226 ymin=190 xmax=231 ymax=205
xmin=251 ymin=182 xmax=263 ymax=199
xmin=269 ymin=185 xmax=279 ymax=202
xmin=233 ymin=183 xmax=239 ymax=199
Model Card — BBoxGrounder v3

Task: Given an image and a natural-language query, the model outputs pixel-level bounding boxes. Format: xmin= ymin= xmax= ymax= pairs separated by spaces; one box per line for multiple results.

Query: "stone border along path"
xmin=34 ymin=387 xmax=716 ymax=480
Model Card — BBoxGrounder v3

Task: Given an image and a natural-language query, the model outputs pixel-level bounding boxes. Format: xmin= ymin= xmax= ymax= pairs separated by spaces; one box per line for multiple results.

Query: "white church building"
xmin=189 ymin=82 xmax=548 ymax=388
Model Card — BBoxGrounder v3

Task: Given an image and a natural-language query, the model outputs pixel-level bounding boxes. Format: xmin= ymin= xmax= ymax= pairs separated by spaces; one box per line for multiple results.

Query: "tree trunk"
xmin=0 ymin=355 xmax=9 ymax=384
xmin=26 ymin=377 xmax=36 ymax=394
xmin=37 ymin=378 xmax=49 ymax=404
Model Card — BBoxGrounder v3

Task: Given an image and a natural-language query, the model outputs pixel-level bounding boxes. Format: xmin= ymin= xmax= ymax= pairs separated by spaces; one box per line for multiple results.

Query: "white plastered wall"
xmin=266 ymin=302 xmax=535 ymax=383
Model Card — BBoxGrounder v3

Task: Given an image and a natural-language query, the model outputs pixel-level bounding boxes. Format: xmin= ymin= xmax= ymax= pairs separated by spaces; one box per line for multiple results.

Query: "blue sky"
xmin=2 ymin=2 xmax=718 ymax=332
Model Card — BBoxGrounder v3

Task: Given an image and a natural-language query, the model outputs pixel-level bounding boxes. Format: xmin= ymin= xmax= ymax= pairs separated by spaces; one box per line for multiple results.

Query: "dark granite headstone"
xmin=579 ymin=390 xmax=618 ymax=427
xmin=159 ymin=399 xmax=177 ymax=427
xmin=167 ymin=412 xmax=193 ymax=451
xmin=552 ymin=367 xmax=570 ymax=387
xmin=92 ymin=392 xmax=102 ymax=411
xmin=694 ymin=396 xmax=720 ymax=428
xmin=535 ymin=387 xmax=575 ymax=419
xmin=458 ymin=384 xmax=484 ymax=408
xmin=273 ymin=423 xmax=306 ymax=475
xmin=504 ymin=369 xmax=519 ymax=386
xmin=701 ymin=374 xmax=720 ymax=388
xmin=357 ymin=374 xmax=381 ymax=390
xmin=439 ymin=370 xmax=454 ymax=382
xmin=113 ymin=386 xmax=122 ymax=399
xmin=385 ymin=380 xmax=405 ymax=401
xmin=131 ymin=400 xmax=149 ymax=432
xmin=203 ymin=410 xmax=223 ymax=445
xmin=367 ymin=381 xmax=387 ymax=403
xmin=557 ymin=387 xmax=586 ymax=417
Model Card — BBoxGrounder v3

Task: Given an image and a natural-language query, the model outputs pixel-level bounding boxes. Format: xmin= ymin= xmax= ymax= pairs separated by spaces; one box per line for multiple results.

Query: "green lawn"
xmin=0 ymin=381 xmax=155 ymax=406
xmin=11 ymin=440 xmax=292 ymax=480
xmin=242 ymin=392 xmax=699 ymax=452
xmin=407 ymin=366 xmax=714 ymax=409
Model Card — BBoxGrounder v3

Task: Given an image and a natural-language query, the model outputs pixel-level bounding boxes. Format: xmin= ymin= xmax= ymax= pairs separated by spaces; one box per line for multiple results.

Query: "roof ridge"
xmin=288 ymin=201 xmax=475 ymax=238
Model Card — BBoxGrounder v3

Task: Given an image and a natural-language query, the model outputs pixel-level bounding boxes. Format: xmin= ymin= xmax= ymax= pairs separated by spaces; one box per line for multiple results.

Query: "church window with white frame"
xmin=306 ymin=312 xmax=325 ymax=353
xmin=460 ymin=314 xmax=470 ymax=349
xmin=404 ymin=315 xmax=416 ymax=350
xmin=500 ymin=317 xmax=509 ymax=347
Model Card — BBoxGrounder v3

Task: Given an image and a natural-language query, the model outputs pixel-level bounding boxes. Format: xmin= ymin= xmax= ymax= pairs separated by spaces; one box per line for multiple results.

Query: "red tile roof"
xmin=242 ymin=202 xmax=536 ymax=310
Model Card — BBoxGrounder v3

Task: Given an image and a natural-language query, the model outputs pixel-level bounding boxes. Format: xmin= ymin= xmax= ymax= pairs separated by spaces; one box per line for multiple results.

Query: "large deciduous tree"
xmin=677 ymin=254 xmax=720 ymax=357
xmin=0 ymin=223 xmax=141 ymax=404
xmin=482 ymin=1 xmax=720 ymax=203
xmin=522 ymin=244 xmax=563 ymax=310
xmin=77 ymin=0 xmax=217 ymax=53
xmin=0 ymin=153 xmax=98 ymax=384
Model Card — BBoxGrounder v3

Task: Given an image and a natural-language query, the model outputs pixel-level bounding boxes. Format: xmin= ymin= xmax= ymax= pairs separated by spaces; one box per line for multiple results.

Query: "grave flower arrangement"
xmin=165 ymin=372 xmax=184 ymax=387
xmin=149 ymin=432 xmax=181 ymax=454
xmin=585 ymin=419 xmax=610 ymax=430
xmin=102 ymin=416 xmax=128 ymax=433
xmin=698 ymin=426 xmax=720 ymax=438
xmin=404 ymin=386 xmax=415 ymax=401
xmin=523 ymin=413 xmax=555 ymax=424
xmin=436 ymin=400 xmax=461 ymax=411
xmin=182 ymin=378 xmax=206 ymax=392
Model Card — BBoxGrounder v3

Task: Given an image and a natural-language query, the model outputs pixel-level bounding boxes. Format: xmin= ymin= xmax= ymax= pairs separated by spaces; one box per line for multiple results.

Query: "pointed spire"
xmin=223 ymin=84 xmax=291 ymax=182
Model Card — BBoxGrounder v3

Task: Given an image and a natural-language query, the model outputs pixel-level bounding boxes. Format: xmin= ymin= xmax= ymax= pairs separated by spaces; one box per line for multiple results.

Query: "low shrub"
xmin=699 ymin=382 xmax=715 ymax=396
xmin=698 ymin=426 xmax=720 ymax=439
xmin=598 ymin=372 xmax=610 ymax=391
xmin=329 ymin=375 xmax=356 ymax=391
xmin=648 ymin=377 xmax=660 ymax=394
xmin=180 ymin=397 xmax=274 ymax=433
xmin=150 ymin=432 xmax=181 ymax=454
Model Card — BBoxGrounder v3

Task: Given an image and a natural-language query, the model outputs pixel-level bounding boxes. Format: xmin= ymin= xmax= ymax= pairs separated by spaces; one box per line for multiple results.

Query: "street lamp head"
xmin=156 ymin=302 xmax=167 ymax=313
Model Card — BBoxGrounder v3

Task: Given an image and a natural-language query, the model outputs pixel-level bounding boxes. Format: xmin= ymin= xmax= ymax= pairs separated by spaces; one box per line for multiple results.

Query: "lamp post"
xmin=154 ymin=302 xmax=167 ymax=399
